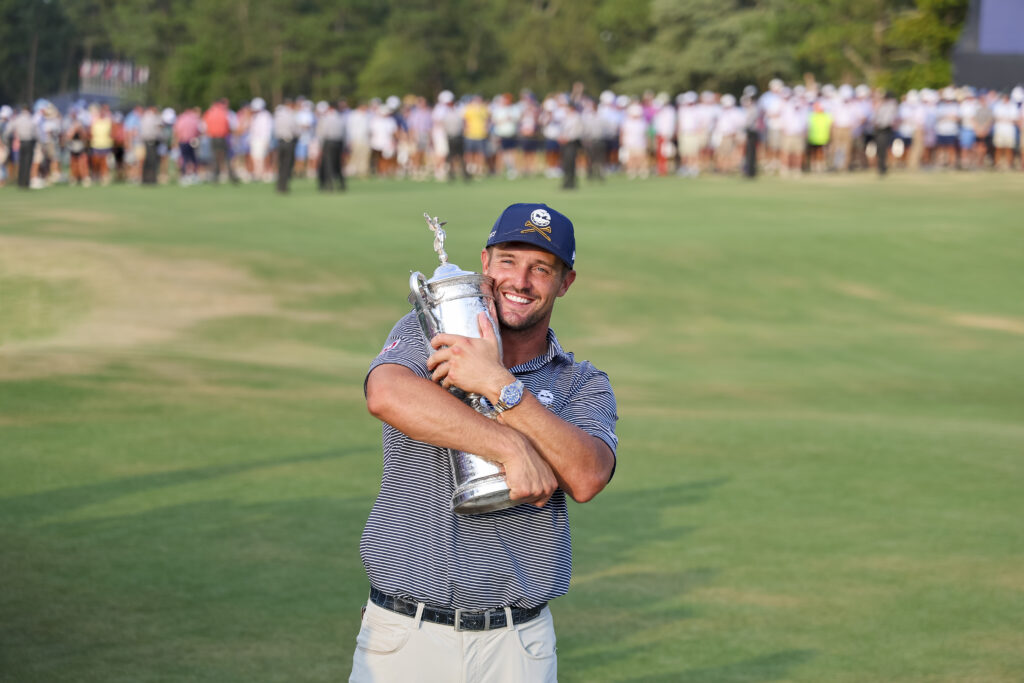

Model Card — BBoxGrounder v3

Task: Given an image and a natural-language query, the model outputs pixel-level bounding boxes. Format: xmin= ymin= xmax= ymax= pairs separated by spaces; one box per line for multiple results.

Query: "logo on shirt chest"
xmin=536 ymin=389 xmax=555 ymax=407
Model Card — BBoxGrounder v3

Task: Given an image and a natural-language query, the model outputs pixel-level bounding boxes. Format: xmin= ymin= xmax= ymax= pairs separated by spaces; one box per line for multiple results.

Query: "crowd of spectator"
xmin=2 ymin=78 xmax=1024 ymax=191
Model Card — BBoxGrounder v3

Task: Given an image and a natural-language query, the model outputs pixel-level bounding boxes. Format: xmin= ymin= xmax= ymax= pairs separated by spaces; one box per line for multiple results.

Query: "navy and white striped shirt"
xmin=360 ymin=311 xmax=618 ymax=610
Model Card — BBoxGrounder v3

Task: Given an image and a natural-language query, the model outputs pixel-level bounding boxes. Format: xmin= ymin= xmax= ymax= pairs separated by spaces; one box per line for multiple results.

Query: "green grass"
xmin=1 ymin=173 xmax=1023 ymax=682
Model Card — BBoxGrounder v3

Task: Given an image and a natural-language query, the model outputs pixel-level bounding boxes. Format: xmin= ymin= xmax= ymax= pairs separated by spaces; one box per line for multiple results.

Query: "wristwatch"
xmin=493 ymin=379 xmax=525 ymax=414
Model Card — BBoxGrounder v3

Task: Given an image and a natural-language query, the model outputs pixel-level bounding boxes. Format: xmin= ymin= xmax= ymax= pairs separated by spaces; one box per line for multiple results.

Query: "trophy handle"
xmin=409 ymin=271 xmax=440 ymax=339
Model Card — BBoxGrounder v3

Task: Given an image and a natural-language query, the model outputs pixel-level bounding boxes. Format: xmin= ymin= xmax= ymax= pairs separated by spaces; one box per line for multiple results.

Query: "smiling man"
xmin=350 ymin=203 xmax=618 ymax=683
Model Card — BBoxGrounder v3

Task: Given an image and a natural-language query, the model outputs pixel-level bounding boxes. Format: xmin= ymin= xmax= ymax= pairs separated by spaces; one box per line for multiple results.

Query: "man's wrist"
xmin=487 ymin=370 xmax=517 ymax=404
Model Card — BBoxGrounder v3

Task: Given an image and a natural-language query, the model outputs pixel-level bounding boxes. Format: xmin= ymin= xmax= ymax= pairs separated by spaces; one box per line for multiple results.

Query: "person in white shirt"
xmin=248 ymin=98 xmax=274 ymax=182
xmin=696 ymin=91 xmax=719 ymax=172
xmin=933 ymin=87 xmax=961 ymax=169
xmin=620 ymin=102 xmax=648 ymax=179
xmin=991 ymin=92 xmax=1018 ymax=170
xmin=958 ymin=88 xmax=980 ymax=169
xmin=491 ymin=93 xmax=521 ymax=178
xmin=760 ymin=79 xmax=785 ymax=173
xmin=651 ymin=93 xmax=676 ymax=176
xmin=676 ymin=91 xmax=701 ymax=176
xmin=346 ymin=102 xmax=372 ymax=178
xmin=898 ymin=90 xmax=925 ymax=170
xmin=831 ymin=85 xmax=856 ymax=171
xmin=780 ymin=89 xmax=808 ymax=177
xmin=369 ymin=103 xmax=398 ymax=177
xmin=852 ymin=84 xmax=874 ymax=170
xmin=541 ymin=96 xmax=563 ymax=178
xmin=598 ymin=93 xmax=624 ymax=173
xmin=712 ymin=94 xmax=743 ymax=173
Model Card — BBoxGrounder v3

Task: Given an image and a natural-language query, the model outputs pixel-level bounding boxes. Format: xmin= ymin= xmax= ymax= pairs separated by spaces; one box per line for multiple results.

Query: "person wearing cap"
xmin=249 ymin=98 xmax=274 ymax=182
xmin=351 ymin=203 xmax=618 ymax=682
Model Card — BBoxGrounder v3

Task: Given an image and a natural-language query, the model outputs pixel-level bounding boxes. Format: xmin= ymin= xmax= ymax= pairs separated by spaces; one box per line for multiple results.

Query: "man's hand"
xmin=496 ymin=432 xmax=558 ymax=508
xmin=427 ymin=312 xmax=512 ymax=400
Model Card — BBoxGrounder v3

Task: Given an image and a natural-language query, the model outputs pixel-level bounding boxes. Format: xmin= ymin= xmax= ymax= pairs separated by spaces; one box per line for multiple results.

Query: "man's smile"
xmin=501 ymin=291 xmax=535 ymax=305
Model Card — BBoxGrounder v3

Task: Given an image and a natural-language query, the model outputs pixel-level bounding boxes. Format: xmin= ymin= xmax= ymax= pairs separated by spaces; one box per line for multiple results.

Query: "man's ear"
xmin=480 ymin=248 xmax=490 ymax=271
xmin=557 ymin=269 xmax=576 ymax=297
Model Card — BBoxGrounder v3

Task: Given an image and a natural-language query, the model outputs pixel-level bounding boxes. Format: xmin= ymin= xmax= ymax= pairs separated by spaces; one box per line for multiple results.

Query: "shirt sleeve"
xmin=364 ymin=311 xmax=431 ymax=395
xmin=561 ymin=362 xmax=619 ymax=466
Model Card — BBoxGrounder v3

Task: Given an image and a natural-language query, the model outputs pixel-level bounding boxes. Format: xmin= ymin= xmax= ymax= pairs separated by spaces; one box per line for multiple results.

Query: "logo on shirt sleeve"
xmin=377 ymin=339 xmax=400 ymax=356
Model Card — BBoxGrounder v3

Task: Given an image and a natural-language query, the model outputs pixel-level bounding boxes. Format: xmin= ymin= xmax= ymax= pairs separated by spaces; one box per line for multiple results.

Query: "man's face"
xmin=481 ymin=244 xmax=575 ymax=332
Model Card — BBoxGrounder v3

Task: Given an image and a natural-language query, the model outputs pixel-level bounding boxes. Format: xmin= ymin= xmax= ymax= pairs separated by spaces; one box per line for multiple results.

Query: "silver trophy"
xmin=409 ymin=213 xmax=516 ymax=515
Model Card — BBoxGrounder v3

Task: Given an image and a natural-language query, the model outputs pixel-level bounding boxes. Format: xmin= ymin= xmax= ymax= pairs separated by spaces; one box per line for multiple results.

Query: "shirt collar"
xmin=509 ymin=328 xmax=574 ymax=373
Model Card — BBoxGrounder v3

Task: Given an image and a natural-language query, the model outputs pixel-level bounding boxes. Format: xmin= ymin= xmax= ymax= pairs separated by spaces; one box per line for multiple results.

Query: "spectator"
xmin=249 ymin=97 xmax=274 ymax=182
xmin=273 ymin=99 xmax=298 ymax=193
xmin=173 ymin=106 xmax=201 ymax=185
xmin=203 ymin=98 xmax=239 ymax=184
xmin=12 ymin=106 xmax=39 ymax=189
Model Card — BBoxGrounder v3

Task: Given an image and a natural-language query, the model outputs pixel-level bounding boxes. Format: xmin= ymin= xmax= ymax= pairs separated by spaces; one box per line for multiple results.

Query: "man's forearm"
xmin=494 ymin=391 xmax=614 ymax=503
xmin=366 ymin=363 xmax=558 ymax=505
xmin=367 ymin=364 xmax=522 ymax=463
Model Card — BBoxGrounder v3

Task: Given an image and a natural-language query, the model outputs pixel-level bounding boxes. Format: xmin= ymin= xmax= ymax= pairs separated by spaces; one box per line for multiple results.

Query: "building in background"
xmin=953 ymin=0 xmax=1024 ymax=90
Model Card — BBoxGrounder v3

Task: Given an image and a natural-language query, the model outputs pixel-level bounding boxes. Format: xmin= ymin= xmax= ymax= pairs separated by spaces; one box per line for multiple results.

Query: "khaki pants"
xmin=349 ymin=600 xmax=558 ymax=683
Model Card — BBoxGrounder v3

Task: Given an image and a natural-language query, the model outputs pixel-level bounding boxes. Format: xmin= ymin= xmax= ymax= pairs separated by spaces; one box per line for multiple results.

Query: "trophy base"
xmin=451 ymin=476 xmax=517 ymax=515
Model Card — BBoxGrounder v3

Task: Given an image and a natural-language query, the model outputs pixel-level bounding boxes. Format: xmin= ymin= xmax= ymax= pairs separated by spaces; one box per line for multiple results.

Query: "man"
xmin=873 ymin=91 xmax=899 ymax=177
xmin=203 ymin=98 xmax=238 ymax=184
xmin=351 ymin=203 xmax=618 ymax=683
xmin=316 ymin=100 xmax=346 ymax=191
xmin=248 ymin=97 xmax=274 ymax=182
xmin=173 ymin=106 xmax=201 ymax=185
xmin=558 ymin=99 xmax=582 ymax=189
xmin=12 ymin=106 xmax=39 ymax=189
xmin=273 ymin=99 xmax=297 ymax=193
xmin=140 ymin=106 xmax=162 ymax=185
xmin=461 ymin=94 xmax=489 ymax=177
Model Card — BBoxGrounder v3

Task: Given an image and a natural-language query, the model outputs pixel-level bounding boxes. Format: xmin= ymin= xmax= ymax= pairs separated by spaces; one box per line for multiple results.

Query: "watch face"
xmin=501 ymin=381 xmax=524 ymax=407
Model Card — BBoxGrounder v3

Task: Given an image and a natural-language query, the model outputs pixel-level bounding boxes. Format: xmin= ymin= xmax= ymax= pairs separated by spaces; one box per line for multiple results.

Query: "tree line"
xmin=0 ymin=0 xmax=967 ymax=108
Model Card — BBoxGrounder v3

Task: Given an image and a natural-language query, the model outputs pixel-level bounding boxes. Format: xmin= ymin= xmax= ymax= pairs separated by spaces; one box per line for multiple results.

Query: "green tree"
xmin=497 ymin=0 xmax=612 ymax=95
xmin=768 ymin=0 xmax=967 ymax=88
xmin=0 ymin=0 xmax=80 ymax=105
xmin=615 ymin=0 xmax=791 ymax=95
xmin=357 ymin=0 xmax=504 ymax=99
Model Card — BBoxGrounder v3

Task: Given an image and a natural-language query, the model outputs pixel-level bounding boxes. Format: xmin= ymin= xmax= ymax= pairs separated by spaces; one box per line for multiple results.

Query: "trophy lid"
xmin=428 ymin=261 xmax=475 ymax=282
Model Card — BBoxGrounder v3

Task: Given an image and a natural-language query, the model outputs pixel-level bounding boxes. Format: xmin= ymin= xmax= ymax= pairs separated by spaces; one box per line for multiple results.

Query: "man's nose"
xmin=509 ymin=266 xmax=531 ymax=291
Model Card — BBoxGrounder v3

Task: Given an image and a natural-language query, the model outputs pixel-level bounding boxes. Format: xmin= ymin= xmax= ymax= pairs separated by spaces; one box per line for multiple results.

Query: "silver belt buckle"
xmin=453 ymin=608 xmax=491 ymax=631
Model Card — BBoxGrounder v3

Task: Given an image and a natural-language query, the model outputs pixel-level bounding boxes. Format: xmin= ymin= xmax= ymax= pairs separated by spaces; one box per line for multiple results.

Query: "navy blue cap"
xmin=486 ymin=203 xmax=575 ymax=269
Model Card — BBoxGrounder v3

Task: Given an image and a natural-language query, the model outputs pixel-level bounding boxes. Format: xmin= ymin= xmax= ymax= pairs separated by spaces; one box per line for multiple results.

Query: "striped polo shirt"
xmin=360 ymin=311 xmax=618 ymax=610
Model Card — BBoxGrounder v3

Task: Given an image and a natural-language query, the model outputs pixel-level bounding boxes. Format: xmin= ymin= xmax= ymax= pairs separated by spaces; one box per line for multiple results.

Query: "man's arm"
xmin=427 ymin=316 xmax=615 ymax=504
xmin=365 ymin=363 xmax=558 ymax=507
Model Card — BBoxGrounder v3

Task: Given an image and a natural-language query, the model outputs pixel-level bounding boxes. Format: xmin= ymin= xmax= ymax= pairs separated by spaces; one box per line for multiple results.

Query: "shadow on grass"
xmin=619 ymin=649 xmax=817 ymax=683
xmin=0 ymin=448 xmax=370 ymax=682
xmin=558 ymin=478 xmax=746 ymax=678
xmin=0 ymin=448 xmax=354 ymax=524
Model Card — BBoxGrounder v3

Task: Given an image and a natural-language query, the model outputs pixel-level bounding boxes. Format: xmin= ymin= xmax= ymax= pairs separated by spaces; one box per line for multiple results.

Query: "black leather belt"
xmin=369 ymin=586 xmax=546 ymax=632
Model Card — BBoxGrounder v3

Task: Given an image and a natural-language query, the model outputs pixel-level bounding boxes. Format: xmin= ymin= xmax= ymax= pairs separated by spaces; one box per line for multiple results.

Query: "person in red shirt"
xmin=202 ymin=99 xmax=238 ymax=184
